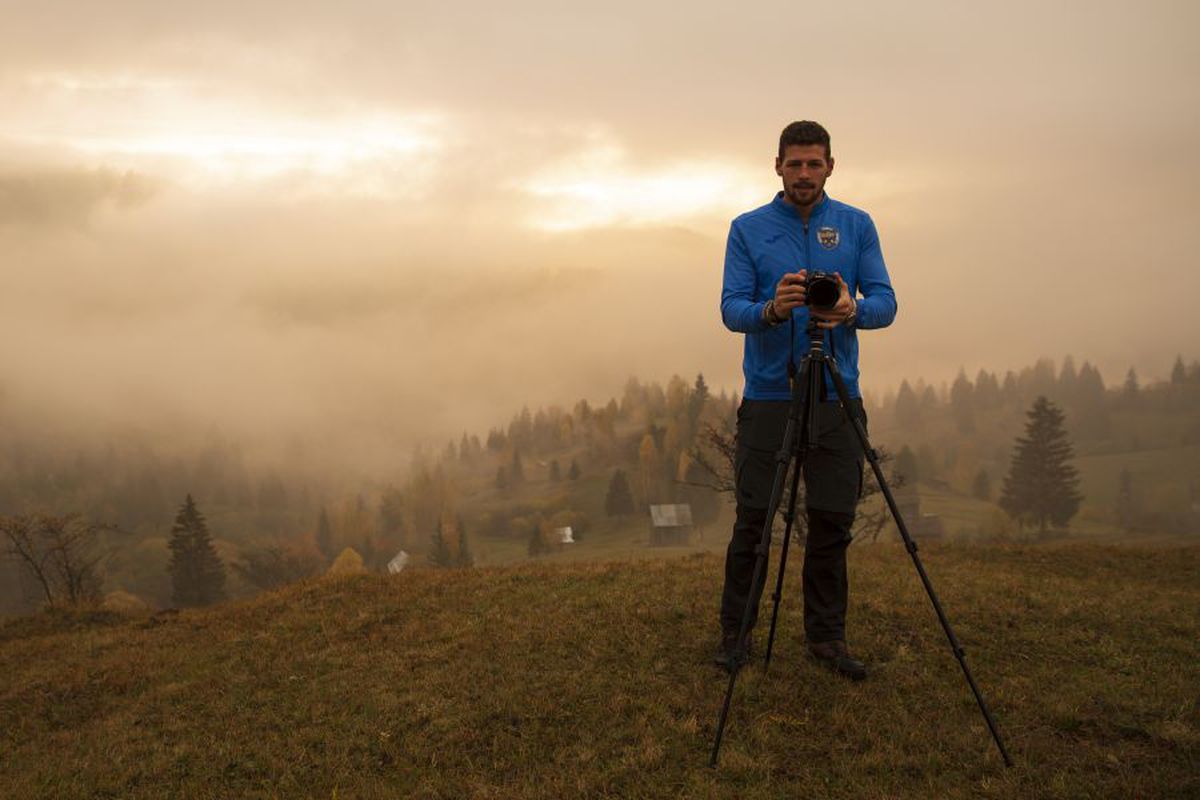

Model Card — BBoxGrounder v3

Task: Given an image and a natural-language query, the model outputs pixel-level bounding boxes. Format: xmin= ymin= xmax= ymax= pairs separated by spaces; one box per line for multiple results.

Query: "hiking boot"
xmin=713 ymin=630 xmax=754 ymax=671
xmin=808 ymin=640 xmax=868 ymax=681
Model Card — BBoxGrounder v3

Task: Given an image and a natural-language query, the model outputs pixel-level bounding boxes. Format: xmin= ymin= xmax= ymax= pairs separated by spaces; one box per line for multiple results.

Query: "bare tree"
xmin=687 ymin=421 xmax=903 ymax=543
xmin=686 ymin=422 xmax=738 ymax=496
xmin=1 ymin=514 xmax=109 ymax=607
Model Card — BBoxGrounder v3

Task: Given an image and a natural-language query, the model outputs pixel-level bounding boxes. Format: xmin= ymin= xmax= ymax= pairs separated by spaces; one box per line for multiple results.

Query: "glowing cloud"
xmin=520 ymin=144 xmax=763 ymax=231
xmin=11 ymin=72 xmax=446 ymax=189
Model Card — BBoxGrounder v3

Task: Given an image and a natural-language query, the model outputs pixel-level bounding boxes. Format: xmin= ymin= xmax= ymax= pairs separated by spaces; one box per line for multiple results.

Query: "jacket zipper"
xmin=802 ymin=219 xmax=837 ymax=401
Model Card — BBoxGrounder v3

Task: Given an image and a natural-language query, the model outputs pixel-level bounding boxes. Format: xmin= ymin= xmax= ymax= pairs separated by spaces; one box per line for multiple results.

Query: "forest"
xmin=2 ymin=354 xmax=1198 ymax=615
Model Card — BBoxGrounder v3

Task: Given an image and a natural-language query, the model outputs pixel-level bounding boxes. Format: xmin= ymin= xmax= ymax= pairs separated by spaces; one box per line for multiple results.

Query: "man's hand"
xmin=772 ymin=270 xmax=808 ymax=321
xmin=810 ymin=273 xmax=856 ymax=329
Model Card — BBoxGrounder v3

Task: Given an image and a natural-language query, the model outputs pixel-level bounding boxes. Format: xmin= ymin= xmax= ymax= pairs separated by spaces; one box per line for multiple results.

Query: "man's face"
xmin=775 ymin=144 xmax=834 ymax=209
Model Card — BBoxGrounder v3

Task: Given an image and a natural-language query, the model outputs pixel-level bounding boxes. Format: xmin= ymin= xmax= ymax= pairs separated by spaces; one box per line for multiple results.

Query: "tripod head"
xmin=805 ymin=319 xmax=827 ymax=355
xmin=787 ymin=318 xmax=831 ymax=381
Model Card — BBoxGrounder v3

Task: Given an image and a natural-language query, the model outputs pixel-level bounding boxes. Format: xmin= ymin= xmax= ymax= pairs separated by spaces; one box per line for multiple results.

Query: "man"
xmin=716 ymin=120 xmax=897 ymax=680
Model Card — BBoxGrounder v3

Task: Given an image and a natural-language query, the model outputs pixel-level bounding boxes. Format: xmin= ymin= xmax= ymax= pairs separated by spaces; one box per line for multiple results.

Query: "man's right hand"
xmin=772 ymin=270 xmax=808 ymax=320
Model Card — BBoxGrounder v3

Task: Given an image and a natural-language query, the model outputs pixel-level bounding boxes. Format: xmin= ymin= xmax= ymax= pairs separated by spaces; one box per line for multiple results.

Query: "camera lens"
xmin=807 ymin=274 xmax=840 ymax=311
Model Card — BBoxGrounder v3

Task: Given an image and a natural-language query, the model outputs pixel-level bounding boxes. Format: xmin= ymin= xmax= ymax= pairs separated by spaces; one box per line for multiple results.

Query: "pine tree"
xmin=894 ymin=380 xmax=920 ymax=427
xmin=688 ymin=373 xmax=710 ymax=429
xmin=456 ymin=516 xmax=474 ymax=568
xmin=428 ymin=519 xmax=454 ymax=567
xmin=567 ymin=459 xmax=581 ymax=481
xmin=999 ymin=397 xmax=1083 ymax=533
xmin=605 ymin=469 xmax=636 ymax=517
xmin=168 ymin=495 xmax=227 ymax=607
xmin=1122 ymin=368 xmax=1139 ymax=400
xmin=1170 ymin=355 xmax=1186 ymax=385
xmin=950 ymin=369 xmax=975 ymax=434
xmin=548 ymin=459 xmax=562 ymax=482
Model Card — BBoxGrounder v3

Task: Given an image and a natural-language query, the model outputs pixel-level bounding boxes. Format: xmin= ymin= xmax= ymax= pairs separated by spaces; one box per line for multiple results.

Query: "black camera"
xmin=805 ymin=271 xmax=840 ymax=311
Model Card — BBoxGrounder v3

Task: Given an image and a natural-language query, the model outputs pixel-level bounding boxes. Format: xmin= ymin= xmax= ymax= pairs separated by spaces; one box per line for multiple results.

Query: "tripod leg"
xmin=763 ymin=448 xmax=803 ymax=670
xmin=710 ymin=357 xmax=812 ymax=768
xmin=764 ymin=346 xmax=822 ymax=670
xmin=822 ymin=360 xmax=1014 ymax=767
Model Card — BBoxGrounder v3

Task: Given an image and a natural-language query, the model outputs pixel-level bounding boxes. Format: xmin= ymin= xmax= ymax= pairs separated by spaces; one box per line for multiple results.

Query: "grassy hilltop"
xmin=2 ymin=541 xmax=1198 ymax=799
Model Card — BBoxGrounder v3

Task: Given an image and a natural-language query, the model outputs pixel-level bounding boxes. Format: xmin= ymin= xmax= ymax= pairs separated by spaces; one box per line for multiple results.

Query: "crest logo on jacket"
xmin=817 ymin=227 xmax=839 ymax=249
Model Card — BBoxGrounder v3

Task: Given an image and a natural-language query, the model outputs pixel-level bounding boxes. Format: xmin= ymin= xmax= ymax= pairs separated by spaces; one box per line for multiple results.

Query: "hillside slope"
xmin=2 ymin=542 xmax=1197 ymax=799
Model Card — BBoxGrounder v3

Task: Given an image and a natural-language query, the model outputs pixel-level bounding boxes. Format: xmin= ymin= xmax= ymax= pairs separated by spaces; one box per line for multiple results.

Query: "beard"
xmin=787 ymin=182 xmax=821 ymax=206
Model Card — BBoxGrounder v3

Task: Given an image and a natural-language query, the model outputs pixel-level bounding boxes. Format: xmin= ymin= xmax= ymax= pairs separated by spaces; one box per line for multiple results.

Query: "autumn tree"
xmin=1 ymin=513 xmax=107 ymax=607
xmin=999 ymin=397 xmax=1083 ymax=533
xmin=168 ymin=495 xmax=227 ymax=607
xmin=637 ymin=433 xmax=663 ymax=502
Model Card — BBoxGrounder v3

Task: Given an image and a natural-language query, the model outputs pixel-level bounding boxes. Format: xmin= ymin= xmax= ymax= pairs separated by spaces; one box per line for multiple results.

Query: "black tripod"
xmin=709 ymin=320 xmax=1013 ymax=768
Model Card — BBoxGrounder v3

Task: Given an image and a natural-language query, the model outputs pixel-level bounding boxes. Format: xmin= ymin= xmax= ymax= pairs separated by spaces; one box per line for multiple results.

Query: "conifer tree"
xmin=428 ymin=519 xmax=454 ymax=567
xmin=688 ymin=373 xmax=710 ymax=428
xmin=950 ymin=369 xmax=975 ymax=433
xmin=549 ymin=459 xmax=562 ymax=482
xmin=378 ymin=489 xmax=405 ymax=544
xmin=168 ymin=495 xmax=227 ymax=607
xmin=1170 ymin=355 xmax=1186 ymax=385
xmin=894 ymin=380 xmax=920 ymax=427
xmin=605 ymin=469 xmax=636 ymax=517
xmin=999 ymin=397 xmax=1083 ymax=533
xmin=567 ymin=459 xmax=581 ymax=481
xmin=1122 ymin=368 xmax=1139 ymax=400
xmin=455 ymin=516 xmax=474 ymax=567
xmin=895 ymin=445 xmax=919 ymax=486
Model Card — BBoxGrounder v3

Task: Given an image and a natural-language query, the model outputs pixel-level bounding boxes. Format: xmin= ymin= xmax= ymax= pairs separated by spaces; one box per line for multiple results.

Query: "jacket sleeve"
xmin=721 ymin=221 xmax=770 ymax=333
xmin=854 ymin=216 xmax=897 ymax=330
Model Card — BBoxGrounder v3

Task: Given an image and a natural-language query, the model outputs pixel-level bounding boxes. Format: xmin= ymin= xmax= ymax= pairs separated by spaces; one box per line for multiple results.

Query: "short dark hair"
xmin=778 ymin=120 xmax=831 ymax=160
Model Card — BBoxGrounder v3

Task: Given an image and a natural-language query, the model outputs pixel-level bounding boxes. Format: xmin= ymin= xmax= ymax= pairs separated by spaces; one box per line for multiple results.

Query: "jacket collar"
xmin=772 ymin=190 xmax=830 ymax=222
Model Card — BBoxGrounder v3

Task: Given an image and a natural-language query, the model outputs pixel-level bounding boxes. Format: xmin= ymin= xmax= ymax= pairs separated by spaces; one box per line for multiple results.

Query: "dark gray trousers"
xmin=719 ymin=398 xmax=866 ymax=643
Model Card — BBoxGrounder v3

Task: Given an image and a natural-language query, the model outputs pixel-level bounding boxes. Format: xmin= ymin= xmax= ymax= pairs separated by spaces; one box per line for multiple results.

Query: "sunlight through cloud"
xmin=520 ymin=145 xmax=762 ymax=231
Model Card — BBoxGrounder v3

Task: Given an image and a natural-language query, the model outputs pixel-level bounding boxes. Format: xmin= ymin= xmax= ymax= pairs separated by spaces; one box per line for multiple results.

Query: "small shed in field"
xmin=649 ymin=504 xmax=693 ymax=546
xmin=387 ymin=550 xmax=410 ymax=574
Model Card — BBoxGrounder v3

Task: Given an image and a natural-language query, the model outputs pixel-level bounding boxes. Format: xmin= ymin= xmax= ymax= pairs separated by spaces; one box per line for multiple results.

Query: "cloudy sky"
xmin=1 ymin=0 xmax=1197 ymax=469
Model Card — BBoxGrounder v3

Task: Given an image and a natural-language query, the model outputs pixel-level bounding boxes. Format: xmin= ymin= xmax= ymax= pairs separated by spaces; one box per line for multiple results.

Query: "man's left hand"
xmin=810 ymin=273 xmax=856 ymax=330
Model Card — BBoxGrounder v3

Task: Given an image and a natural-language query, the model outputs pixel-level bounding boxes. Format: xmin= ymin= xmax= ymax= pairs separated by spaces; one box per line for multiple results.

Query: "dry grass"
xmin=2 ymin=541 xmax=1197 ymax=799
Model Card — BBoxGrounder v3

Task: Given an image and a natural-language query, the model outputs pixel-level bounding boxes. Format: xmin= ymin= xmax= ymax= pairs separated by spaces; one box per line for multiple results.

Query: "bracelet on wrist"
xmin=763 ymin=300 xmax=784 ymax=326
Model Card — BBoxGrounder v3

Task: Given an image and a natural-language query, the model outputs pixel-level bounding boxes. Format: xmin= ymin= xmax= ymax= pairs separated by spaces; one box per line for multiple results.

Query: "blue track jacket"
xmin=721 ymin=192 xmax=897 ymax=401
